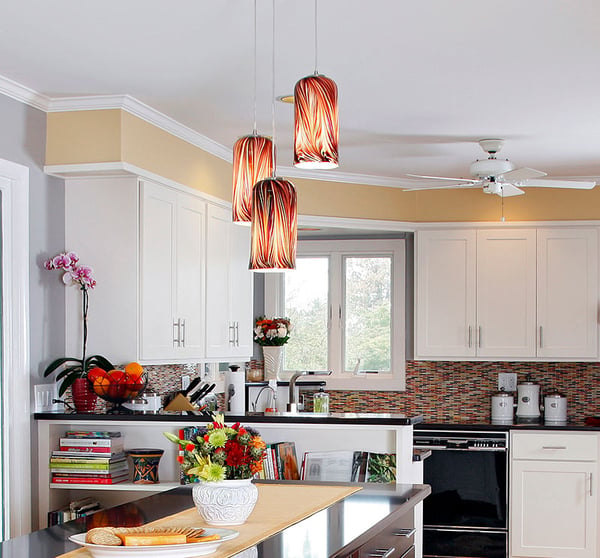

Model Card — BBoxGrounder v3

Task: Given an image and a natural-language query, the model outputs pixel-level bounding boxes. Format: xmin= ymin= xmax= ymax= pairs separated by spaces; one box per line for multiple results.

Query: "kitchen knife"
xmin=189 ymin=383 xmax=211 ymax=404
xmin=181 ymin=376 xmax=201 ymax=396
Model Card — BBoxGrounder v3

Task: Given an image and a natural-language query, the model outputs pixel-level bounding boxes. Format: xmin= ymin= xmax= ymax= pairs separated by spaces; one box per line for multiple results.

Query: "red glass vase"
xmin=71 ymin=377 xmax=97 ymax=414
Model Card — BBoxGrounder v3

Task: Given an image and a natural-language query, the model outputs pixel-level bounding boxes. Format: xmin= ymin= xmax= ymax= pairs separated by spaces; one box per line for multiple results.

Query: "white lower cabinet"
xmin=510 ymin=431 xmax=599 ymax=558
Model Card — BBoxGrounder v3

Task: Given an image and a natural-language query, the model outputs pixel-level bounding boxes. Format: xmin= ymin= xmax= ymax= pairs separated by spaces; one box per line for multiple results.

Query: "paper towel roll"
xmin=226 ymin=369 xmax=246 ymax=413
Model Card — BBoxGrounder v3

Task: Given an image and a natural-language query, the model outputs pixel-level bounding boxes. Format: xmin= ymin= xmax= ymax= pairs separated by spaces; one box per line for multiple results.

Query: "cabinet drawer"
xmin=358 ymin=513 xmax=415 ymax=558
xmin=512 ymin=432 xmax=598 ymax=461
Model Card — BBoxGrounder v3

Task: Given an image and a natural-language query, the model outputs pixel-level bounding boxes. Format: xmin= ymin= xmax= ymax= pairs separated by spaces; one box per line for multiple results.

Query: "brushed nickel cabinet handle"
xmin=468 ymin=326 xmax=472 ymax=348
xmin=542 ymin=446 xmax=567 ymax=450
xmin=394 ymin=528 xmax=416 ymax=538
xmin=590 ymin=472 xmax=593 ymax=497
xmin=539 ymin=325 xmax=543 ymax=348
xmin=180 ymin=318 xmax=186 ymax=347
xmin=173 ymin=319 xmax=181 ymax=347
xmin=478 ymin=325 xmax=482 ymax=348
xmin=367 ymin=548 xmax=396 ymax=558
xmin=228 ymin=322 xmax=236 ymax=345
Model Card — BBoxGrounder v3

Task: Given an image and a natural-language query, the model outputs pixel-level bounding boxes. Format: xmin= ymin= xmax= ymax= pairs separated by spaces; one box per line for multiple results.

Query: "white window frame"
xmin=265 ymin=239 xmax=405 ymax=391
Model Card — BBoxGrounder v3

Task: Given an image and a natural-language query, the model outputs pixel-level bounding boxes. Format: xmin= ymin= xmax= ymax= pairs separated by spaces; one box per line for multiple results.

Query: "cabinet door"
xmin=476 ymin=229 xmax=537 ymax=357
xmin=205 ymin=204 xmax=253 ymax=359
xmin=140 ymin=181 xmax=178 ymax=360
xmin=511 ymin=460 xmax=597 ymax=558
xmin=205 ymin=205 xmax=233 ymax=358
xmin=537 ymin=228 xmax=598 ymax=358
xmin=229 ymin=221 xmax=254 ymax=357
xmin=415 ymin=230 xmax=476 ymax=358
xmin=175 ymin=193 xmax=206 ymax=358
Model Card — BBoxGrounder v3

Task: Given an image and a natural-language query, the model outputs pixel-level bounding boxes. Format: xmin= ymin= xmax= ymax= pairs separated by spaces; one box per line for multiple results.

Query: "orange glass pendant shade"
xmin=293 ymin=73 xmax=339 ymax=169
xmin=250 ymin=178 xmax=298 ymax=271
xmin=232 ymin=135 xmax=274 ymax=223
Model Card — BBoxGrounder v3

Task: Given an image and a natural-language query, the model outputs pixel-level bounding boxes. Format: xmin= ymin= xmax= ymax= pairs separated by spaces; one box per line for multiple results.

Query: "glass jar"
xmin=313 ymin=389 xmax=329 ymax=413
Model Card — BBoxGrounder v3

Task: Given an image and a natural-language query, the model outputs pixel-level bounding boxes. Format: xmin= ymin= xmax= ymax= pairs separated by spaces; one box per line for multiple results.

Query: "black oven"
xmin=414 ymin=429 xmax=509 ymax=558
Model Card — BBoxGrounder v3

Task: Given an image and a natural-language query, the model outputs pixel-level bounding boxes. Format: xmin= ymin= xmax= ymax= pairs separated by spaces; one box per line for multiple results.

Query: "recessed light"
xmin=277 ymin=95 xmax=295 ymax=104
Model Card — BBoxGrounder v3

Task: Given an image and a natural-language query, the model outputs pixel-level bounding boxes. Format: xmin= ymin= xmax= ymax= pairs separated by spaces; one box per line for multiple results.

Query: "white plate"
xmin=69 ymin=528 xmax=239 ymax=558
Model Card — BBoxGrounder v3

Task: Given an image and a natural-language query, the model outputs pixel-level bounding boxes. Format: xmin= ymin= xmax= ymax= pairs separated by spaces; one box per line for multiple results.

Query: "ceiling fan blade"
xmin=521 ymin=178 xmax=597 ymax=190
xmin=501 ymin=167 xmax=547 ymax=182
xmin=496 ymin=183 xmax=525 ymax=197
xmin=403 ymin=182 xmax=482 ymax=192
xmin=406 ymin=173 xmax=480 ymax=183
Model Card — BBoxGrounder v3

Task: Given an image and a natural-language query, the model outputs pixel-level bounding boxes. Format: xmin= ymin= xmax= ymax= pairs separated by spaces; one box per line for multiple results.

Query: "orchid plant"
xmin=42 ymin=251 xmax=113 ymax=396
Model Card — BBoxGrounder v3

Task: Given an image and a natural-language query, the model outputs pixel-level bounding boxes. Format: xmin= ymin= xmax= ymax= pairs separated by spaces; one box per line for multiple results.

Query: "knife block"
xmin=163 ymin=393 xmax=197 ymax=412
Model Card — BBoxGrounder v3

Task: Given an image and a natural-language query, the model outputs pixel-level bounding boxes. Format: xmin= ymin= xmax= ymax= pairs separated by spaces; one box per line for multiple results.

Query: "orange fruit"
xmin=124 ymin=362 xmax=144 ymax=379
xmin=92 ymin=376 xmax=111 ymax=396
xmin=87 ymin=367 xmax=107 ymax=382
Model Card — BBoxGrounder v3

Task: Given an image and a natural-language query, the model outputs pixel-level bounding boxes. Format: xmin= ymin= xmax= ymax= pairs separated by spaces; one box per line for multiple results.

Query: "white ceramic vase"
xmin=262 ymin=345 xmax=283 ymax=381
xmin=192 ymin=479 xmax=258 ymax=525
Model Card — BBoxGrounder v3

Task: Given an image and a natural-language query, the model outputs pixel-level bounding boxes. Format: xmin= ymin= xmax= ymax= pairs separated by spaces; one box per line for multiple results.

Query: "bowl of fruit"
xmin=88 ymin=362 xmax=147 ymax=414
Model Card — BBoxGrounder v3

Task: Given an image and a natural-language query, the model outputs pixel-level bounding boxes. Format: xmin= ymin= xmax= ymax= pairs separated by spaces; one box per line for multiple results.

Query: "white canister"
xmin=516 ymin=381 xmax=541 ymax=419
xmin=491 ymin=391 xmax=514 ymax=424
xmin=544 ymin=392 xmax=567 ymax=423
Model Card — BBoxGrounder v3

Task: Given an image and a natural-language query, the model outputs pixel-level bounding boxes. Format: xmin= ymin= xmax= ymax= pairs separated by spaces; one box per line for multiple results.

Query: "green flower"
xmin=208 ymin=429 xmax=228 ymax=448
xmin=201 ymin=461 xmax=226 ymax=482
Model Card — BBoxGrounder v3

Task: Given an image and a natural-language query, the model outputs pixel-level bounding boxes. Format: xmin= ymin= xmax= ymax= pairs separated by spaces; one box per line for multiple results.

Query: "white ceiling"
xmin=2 ymin=0 xmax=600 ymax=188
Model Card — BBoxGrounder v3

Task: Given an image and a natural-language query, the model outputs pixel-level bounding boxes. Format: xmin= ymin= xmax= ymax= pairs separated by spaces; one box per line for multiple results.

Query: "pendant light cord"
xmin=252 ymin=0 xmax=257 ymax=134
xmin=271 ymin=0 xmax=276 ymax=173
xmin=314 ymin=0 xmax=318 ymax=74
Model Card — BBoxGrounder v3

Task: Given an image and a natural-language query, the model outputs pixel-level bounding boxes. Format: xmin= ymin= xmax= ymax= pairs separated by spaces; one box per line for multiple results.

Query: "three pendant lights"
xmin=232 ymin=0 xmax=338 ymax=271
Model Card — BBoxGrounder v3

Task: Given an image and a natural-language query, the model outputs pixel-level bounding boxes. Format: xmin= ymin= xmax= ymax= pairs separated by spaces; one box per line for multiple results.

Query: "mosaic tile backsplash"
xmin=88 ymin=361 xmax=600 ymax=423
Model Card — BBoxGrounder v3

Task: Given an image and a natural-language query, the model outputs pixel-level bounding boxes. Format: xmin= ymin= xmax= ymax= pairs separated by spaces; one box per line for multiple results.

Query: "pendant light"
xmin=232 ymin=0 xmax=274 ymax=224
xmin=293 ymin=0 xmax=339 ymax=169
xmin=249 ymin=0 xmax=298 ymax=271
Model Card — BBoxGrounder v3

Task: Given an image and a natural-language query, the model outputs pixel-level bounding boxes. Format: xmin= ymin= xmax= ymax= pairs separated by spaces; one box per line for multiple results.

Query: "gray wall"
xmin=0 ymin=94 xmax=65 ymax=383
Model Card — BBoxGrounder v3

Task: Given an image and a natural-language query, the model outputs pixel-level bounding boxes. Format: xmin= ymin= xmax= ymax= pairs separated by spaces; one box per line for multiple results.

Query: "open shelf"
xmin=49 ymin=481 xmax=181 ymax=492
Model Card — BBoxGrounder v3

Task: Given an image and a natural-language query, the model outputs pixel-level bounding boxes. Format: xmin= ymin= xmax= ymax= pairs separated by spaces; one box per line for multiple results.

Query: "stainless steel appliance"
xmin=414 ymin=429 xmax=509 ymax=558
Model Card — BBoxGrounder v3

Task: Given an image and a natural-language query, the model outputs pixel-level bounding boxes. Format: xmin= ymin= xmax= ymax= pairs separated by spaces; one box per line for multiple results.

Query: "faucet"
xmin=252 ymin=382 xmax=277 ymax=412
xmin=287 ymin=370 xmax=332 ymax=413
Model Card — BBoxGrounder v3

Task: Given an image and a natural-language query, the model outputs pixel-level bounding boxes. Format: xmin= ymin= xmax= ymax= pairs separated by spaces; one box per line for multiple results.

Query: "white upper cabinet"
xmin=537 ymin=228 xmax=598 ymax=358
xmin=205 ymin=204 xmax=253 ymax=360
xmin=415 ymin=230 xmax=476 ymax=357
xmin=65 ymin=176 xmax=254 ymax=365
xmin=415 ymin=227 xmax=599 ymax=360
xmin=476 ymin=229 xmax=537 ymax=357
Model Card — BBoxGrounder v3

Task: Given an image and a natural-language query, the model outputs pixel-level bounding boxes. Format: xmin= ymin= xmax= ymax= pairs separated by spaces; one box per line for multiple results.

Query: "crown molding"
xmin=0 ymin=73 xmax=408 ymax=189
xmin=0 ymin=75 xmax=51 ymax=111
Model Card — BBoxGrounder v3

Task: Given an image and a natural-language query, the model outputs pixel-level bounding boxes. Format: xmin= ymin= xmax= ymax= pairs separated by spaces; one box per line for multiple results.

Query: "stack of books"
xmin=258 ymin=442 xmax=300 ymax=481
xmin=50 ymin=430 xmax=128 ymax=485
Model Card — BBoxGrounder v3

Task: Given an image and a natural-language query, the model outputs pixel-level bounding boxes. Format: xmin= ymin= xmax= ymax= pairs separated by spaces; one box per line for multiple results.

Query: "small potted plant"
xmin=42 ymin=252 xmax=114 ymax=412
xmin=253 ymin=316 xmax=292 ymax=380
xmin=164 ymin=414 xmax=266 ymax=525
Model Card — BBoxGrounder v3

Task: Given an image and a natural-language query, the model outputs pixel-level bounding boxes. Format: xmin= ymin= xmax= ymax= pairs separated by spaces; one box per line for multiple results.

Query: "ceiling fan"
xmin=404 ymin=139 xmax=597 ymax=197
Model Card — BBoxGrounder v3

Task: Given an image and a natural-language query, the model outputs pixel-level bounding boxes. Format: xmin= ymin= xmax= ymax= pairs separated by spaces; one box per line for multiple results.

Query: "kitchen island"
xmin=34 ymin=412 xmax=423 ymax=530
xmin=4 ymin=481 xmax=430 ymax=558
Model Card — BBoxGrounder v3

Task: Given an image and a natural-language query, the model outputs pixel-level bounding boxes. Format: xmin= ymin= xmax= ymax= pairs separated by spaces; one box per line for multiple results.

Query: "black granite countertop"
xmin=3 ymin=482 xmax=430 ymax=558
xmin=414 ymin=419 xmax=600 ymax=432
xmin=34 ymin=412 xmax=424 ymax=426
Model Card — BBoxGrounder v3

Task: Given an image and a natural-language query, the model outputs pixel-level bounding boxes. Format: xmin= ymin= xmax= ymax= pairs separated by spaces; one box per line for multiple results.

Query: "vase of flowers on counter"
xmin=253 ymin=316 xmax=292 ymax=381
xmin=42 ymin=251 xmax=114 ymax=413
xmin=164 ymin=414 xmax=266 ymax=525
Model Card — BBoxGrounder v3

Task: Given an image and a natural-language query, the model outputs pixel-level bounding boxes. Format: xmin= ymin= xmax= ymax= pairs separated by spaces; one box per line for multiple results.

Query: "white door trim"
xmin=0 ymin=158 xmax=31 ymax=537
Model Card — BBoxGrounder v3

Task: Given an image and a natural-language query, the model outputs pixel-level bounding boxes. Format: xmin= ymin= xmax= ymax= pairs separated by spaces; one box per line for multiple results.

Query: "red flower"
xmin=185 ymin=443 xmax=195 ymax=451
xmin=224 ymin=440 xmax=247 ymax=467
xmin=177 ymin=455 xmax=184 ymax=464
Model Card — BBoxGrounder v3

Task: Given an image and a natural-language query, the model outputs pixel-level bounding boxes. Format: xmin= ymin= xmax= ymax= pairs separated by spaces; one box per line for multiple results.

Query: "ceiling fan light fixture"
xmin=293 ymin=73 xmax=339 ymax=169
xmin=232 ymin=134 xmax=274 ymax=224
xmin=249 ymin=177 xmax=298 ymax=271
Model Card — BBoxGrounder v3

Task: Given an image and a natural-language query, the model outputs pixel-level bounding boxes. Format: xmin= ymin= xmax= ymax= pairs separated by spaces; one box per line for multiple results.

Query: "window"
xmin=266 ymin=239 xmax=405 ymax=391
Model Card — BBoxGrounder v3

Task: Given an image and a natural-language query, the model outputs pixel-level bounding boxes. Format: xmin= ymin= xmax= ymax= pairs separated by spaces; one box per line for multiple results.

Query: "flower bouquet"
xmin=253 ymin=316 xmax=292 ymax=346
xmin=164 ymin=414 xmax=267 ymax=525
xmin=164 ymin=414 xmax=266 ymax=482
